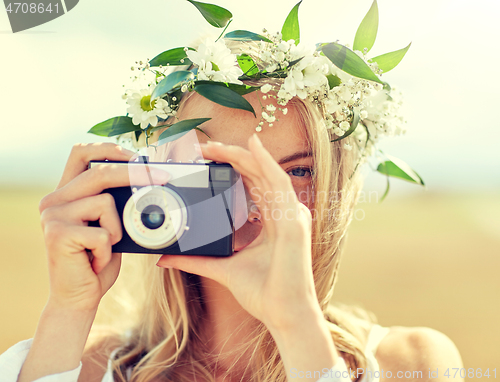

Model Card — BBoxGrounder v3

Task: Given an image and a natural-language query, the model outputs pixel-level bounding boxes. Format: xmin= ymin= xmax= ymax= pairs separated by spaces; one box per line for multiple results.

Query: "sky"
xmin=0 ymin=0 xmax=499 ymax=196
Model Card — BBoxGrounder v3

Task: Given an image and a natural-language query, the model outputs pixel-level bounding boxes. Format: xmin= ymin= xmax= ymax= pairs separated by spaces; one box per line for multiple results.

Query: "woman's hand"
xmin=156 ymin=134 xmax=320 ymax=330
xmin=20 ymin=142 xmax=168 ymax=382
xmin=38 ymin=143 xmax=170 ymax=313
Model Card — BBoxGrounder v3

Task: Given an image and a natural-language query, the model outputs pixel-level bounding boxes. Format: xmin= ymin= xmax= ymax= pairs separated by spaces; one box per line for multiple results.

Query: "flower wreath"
xmin=88 ymin=0 xmax=424 ymax=199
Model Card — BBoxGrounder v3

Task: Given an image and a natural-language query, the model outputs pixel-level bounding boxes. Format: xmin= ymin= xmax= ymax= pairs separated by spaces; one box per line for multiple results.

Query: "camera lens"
xmin=141 ymin=205 xmax=165 ymax=230
xmin=123 ymin=185 xmax=188 ymax=250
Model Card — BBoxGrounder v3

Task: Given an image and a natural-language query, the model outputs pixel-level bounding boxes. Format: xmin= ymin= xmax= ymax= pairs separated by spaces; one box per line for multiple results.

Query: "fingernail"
xmin=156 ymin=259 xmax=172 ymax=268
xmin=207 ymin=141 xmax=223 ymax=146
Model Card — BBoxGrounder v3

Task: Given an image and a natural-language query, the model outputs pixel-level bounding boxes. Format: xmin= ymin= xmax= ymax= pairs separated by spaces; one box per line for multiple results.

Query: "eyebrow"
xmin=277 ymin=151 xmax=313 ymax=165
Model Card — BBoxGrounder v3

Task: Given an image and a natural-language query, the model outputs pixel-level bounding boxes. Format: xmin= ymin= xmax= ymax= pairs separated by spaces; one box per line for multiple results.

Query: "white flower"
xmin=275 ymin=51 xmax=286 ymax=62
xmin=283 ymin=70 xmax=306 ymax=99
xmin=277 ymin=41 xmax=290 ymax=52
xmin=334 ymin=127 xmax=344 ymax=136
xmin=186 ymin=39 xmax=243 ymax=84
xmin=339 ymin=121 xmax=350 ymax=131
xmin=338 ymin=86 xmax=352 ymax=101
xmin=279 ymin=45 xmax=328 ymax=102
xmin=265 ymin=63 xmax=278 ymax=73
xmin=126 ymin=87 xmax=170 ymax=129
xmin=261 ymin=84 xmax=273 ymax=93
xmin=266 ymin=104 xmax=276 ymax=112
xmin=343 ymin=142 xmax=353 ymax=151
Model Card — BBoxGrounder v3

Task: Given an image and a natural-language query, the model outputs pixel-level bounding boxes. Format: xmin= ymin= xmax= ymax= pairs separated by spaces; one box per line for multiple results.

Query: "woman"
xmin=4 ymin=92 xmax=463 ymax=382
xmin=1 ymin=2 xmax=463 ymax=381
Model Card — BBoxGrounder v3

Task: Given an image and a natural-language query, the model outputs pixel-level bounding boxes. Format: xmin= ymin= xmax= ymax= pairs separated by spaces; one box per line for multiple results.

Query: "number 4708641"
xmin=444 ymin=368 xmax=496 ymax=379
xmin=5 ymin=3 xmax=60 ymax=13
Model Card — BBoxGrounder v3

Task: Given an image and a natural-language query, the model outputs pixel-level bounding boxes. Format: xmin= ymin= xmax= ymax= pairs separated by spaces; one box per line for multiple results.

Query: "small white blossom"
xmin=334 ymin=127 xmax=344 ymax=136
xmin=261 ymin=84 xmax=273 ymax=93
xmin=339 ymin=121 xmax=350 ymax=131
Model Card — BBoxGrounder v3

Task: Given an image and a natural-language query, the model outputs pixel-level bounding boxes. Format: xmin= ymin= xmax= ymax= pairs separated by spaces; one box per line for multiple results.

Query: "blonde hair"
xmin=92 ymin=43 xmax=376 ymax=382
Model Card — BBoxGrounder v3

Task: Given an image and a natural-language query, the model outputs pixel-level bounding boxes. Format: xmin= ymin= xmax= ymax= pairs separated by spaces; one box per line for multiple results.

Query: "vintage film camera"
xmin=88 ymin=157 xmax=240 ymax=256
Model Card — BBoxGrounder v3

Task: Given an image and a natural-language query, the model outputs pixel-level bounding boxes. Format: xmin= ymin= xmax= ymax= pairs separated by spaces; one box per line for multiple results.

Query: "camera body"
xmin=88 ymin=158 xmax=239 ymax=256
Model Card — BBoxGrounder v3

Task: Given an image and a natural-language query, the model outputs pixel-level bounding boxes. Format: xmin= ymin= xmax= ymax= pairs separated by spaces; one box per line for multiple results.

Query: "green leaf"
xmin=194 ymin=81 xmax=260 ymax=95
xmin=151 ymin=70 xmax=194 ymax=100
xmin=321 ymin=42 xmax=383 ymax=84
xmin=288 ymin=56 xmax=304 ymax=68
xmin=331 ymin=109 xmax=361 ymax=142
xmin=194 ymin=83 xmax=256 ymax=116
xmin=239 ymin=71 xmax=288 ymax=80
xmin=215 ymin=19 xmax=233 ymax=42
xmin=380 ymin=176 xmax=390 ymax=202
xmin=376 ymin=155 xmax=425 ymax=186
xmin=353 ymin=0 xmax=379 ymax=53
xmin=186 ymin=0 xmax=232 ymax=28
xmin=326 ymin=74 xmax=342 ymax=89
xmin=224 ymin=30 xmax=272 ymax=43
xmin=158 ymin=118 xmax=211 ymax=143
xmin=88 ymin=116 xmax=141 ymax=137
xmin=134 ymin=130 xmax=142 ymax=142
xmin=149 ymin=47 xmax=194 ymax=67
xmin=281 ymin=1 xmax=302 ymax=44
xmin=370 ymin=43 xmax=411 ymax=73
xmin=237 ymin=54 xmax=259 ymax=76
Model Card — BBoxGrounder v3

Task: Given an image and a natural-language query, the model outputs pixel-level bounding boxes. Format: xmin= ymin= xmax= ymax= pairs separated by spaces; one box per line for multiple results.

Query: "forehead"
xmin=177 ymin=92 xmax=309 ymax=160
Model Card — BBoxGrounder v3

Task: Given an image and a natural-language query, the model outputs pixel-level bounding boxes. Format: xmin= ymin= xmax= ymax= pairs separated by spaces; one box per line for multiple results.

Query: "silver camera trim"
xmin=123 ymin=185 xmax=188 ymax=249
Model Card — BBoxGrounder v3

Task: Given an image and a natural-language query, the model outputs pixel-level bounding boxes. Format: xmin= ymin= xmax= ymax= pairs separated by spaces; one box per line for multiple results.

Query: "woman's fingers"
xmin=57 ymin=143 xmax=136 ymax=190
xmin=249 ymin=134 xmax=298 ymax=202
xmin=44 ymin=222 xmax=113 ymax=275
xmin=156 ymin=254 xmax=229 ymax=286
xmin=96 ymin=252 xmax=122 ymax=292
xmin=40 ymin=163 xmax=170 ymax=211
xmin=248 ymin=134 xmax=307 ymax=232
xmin=40 ymin=193 xmax=123 ymax=245
xmin=200 ymin=138 xmax=302 ymax=233
xmin=200 ymin=143 xmax=274 ymax=208
xmin=201 ymin=142 xmax=267 ymax=190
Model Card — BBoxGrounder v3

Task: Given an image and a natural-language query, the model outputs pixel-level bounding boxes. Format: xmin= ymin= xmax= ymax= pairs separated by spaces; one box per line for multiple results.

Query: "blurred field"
xmin=1 ymin=187 xmax=499 ymax=373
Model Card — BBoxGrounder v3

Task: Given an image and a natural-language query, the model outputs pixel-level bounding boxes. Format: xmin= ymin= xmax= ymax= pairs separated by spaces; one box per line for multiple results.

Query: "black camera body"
xmin=88 ymin=159 xmax=238 ymax=256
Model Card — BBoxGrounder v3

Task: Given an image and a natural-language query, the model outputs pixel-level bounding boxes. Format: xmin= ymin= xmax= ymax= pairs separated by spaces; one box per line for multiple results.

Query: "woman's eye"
xmin=287 ymin=167 xmax=313 ymax=178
